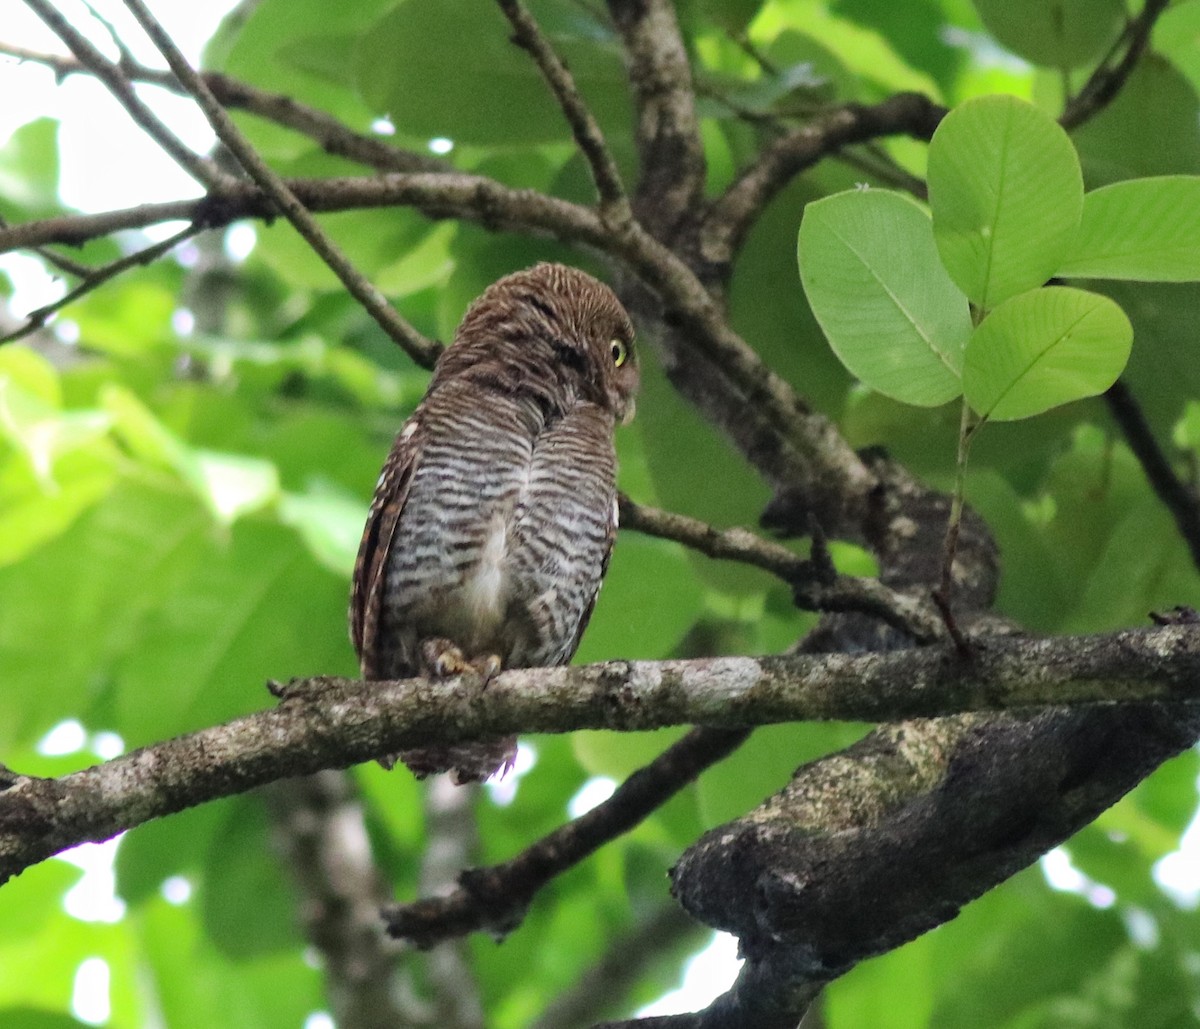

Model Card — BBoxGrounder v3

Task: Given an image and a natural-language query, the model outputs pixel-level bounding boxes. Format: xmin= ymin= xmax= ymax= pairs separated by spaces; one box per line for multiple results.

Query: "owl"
xmin=349 ymin=263 xmax=639 ymax=783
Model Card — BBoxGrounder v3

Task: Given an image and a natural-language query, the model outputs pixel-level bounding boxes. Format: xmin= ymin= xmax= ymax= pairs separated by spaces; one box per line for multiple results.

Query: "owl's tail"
xmin=398 ymin=738 xmax=519 ymax=784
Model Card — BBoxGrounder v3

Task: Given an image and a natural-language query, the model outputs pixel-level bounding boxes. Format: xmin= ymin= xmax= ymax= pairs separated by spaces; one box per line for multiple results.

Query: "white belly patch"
xmin=463 ymin=513 xmax=508 ymax=631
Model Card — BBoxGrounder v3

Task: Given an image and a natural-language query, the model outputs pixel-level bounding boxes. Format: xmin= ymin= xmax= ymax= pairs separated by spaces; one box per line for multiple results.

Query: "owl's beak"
xmin=620 ymin=397 xmax=636 ymax=425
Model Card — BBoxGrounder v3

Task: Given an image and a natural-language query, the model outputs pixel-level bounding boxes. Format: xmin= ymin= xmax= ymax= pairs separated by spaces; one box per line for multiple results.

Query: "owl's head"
xmin=455 ymin=263 xmax=639 ymax=423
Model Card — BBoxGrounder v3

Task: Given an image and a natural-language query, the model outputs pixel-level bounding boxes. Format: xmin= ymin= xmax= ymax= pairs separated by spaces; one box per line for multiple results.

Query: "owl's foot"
xmin=419 ymin=637 xmax=469 ymax=677
xmin=419 ymin=638 xmax=501 ymax=683
xmin=407 ymin=640 xmax=509 ymax=783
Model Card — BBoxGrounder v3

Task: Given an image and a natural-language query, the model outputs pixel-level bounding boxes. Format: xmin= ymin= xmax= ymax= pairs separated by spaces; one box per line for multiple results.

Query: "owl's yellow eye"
xmin=611 ymin=339 xmax=628 ymax=367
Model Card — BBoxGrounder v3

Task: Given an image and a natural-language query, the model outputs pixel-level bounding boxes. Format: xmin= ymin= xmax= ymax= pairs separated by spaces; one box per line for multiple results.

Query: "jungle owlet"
xmin=349 ymin=263 xmax=638 ymax=784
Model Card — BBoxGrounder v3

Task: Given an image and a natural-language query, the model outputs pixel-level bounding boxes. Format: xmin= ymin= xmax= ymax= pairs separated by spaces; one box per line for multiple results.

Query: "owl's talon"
xmin=472 ymin=654 xmax=502 ymax=683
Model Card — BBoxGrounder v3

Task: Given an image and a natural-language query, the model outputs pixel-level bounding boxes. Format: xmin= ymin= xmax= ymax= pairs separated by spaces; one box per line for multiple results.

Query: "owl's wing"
xmin=510 ymin=404 xmax=620 ymax=667
xmin=563 ymin=492 xmax=618 ymax=658
xmin=350 ymin=418 xmax=421 ymax=678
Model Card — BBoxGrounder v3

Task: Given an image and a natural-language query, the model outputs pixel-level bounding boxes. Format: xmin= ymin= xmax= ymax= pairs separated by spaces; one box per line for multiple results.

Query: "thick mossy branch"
xmin=672 ymin=702 xmax=1200 ymax=979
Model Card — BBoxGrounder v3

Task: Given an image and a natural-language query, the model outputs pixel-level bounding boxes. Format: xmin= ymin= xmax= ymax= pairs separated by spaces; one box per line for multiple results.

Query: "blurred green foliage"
xmin=3 ymin=1 xmax=1200 ymax=1027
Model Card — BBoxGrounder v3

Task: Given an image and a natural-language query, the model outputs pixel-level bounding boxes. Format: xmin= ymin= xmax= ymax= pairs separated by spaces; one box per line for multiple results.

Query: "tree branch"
xmin=23 ymin=0 xmax=233 ymax=191
xmin=1105 ymin=379 xmax=1200 ymax=572
xmin=1060 ymin=0 xmax=1171 ymax=130
xmin=701 ymin=93 xmax=946 ymax=269
xmin=384 ymin=727 xmax=748 ymax=946
xmin=3 ymin=625 xmax=1200 ymax=885
xmin=618 ymin=495 xmax=946 ymax=642
xmin=417 ymin=777 xmax=487 ymax=1029
xmin=670 ymin=695 xmax=1200 ymax=1028
xmin=0 ymin=174 xmax=611 ymax=256
xmin=606 ymin=0 xmax=705 ymax=237
xmin=119 ymin=0 xmax=442 ymax=369
xmin=497 ymin=0 xmax=629 ymax=220
xmin=263 ymin=773 xmax=417 ymax=1029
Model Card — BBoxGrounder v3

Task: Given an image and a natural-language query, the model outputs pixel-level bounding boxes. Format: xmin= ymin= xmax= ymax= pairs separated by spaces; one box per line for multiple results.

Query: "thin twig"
xmin=0 ymin=223 xmax=200 ymax=346
xmin=22 ymin=0 xmax=232 ymax=191
xmin=1060 ymin=0 xmax=1171 ymax=130
xmin=0 ymin=214 xmax=91 ymax=279
xmin=835 ymin=143 xmax=928 ymax=200
xmin=497 ymin=0 xmax=628 ymax=219
xmin=933 ymin=401 xmax=977 ymax=656
xmin=118 ymin=0 xmax=443 ymax=369
xmin=619 ymin=495 xmax=946 ymax=643
xmin=1105 ymin=379 xmax=1200 ymax=572
xmin=0 ymin=42 xmax=450 ymax=175
xmin=80 ymin=0 xmax=137 ymax=66
xmin=384 ymin=727 xmax=748 ymax=946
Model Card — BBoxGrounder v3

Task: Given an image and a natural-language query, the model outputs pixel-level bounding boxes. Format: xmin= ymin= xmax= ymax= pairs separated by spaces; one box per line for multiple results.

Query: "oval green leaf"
xmin=798 ymin=189 xmax=970 ymax=407
xmin=929 ymin=95 xmax=1083 ymax=309
xmin=964 ymin=286 xmax=1132 ymax=421
xmin=1057 ymin=176 xmax=1200 ymax=281
xmin=975 ymin=0 xmax=1123 ymax=69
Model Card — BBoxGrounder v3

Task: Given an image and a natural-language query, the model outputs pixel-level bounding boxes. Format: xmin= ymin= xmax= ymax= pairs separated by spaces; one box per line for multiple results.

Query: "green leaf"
xmin=250 ymin=206 xmax=441 ymax=291
xmin=201 ymin=797 xmax=303 ymax=958
xmin=0 ymin=352 xmax=117 ymax=564
xmin=0 ymin=1011 xmax=89 ymax=1029
xmin=277 ymin=485 xmax=366 ymax=576
xmin=974 ymin=0 xmax=1123 ymax=69
xmin=114 ymin=516 xmax=355 ymax=745
xmin=116 ymin=802 xmax=224 ymax=906
xmin=356 ymin=0 xmax=629 ymax=146
xmin=1057 ymin=177 xmax=1200 ymax=281
xmin=64 ymin=277 xmax=178 ymax=358
xmin=929 ymin=95 xmax=1083 ymax=308
xmin=133 ymin=898 xmax=321 ymax=1029
xmin=0 ymin=375 xmax=111 ymax=487
xmin=0 ymin=346 xmax=62 ymax=407
xmin=102 ymin=385 xmax=280 ymax=523
xmin=1174 ymin=399 xmax=1200 ymax=452
xmin=798 ymin=188 xmax=969 ymax=406
xmin=208 ymin=0 xmax=384 ymax=157
xmin=576 ymin=532 xmax=706 ymax=664
xmin=1155 ymin=1 xmax=1200 ymax=96
xmin=0 ymin=119 xmax=62 ymax=220
xmin=191 ymin=450 xmax=281 ymax=524
xmin=0 ymin=481 xmax=210 ymax=749
xmin=1064 ymin=496 xmax=1200 ymax=632
xmin=733 ymin=173 xmax=855 ymax=419
xmin=830 ymin=0 xmax=965 ymax=97
xmin=0 ymin=449 xmax=117 ymax=568
xmin=1070 ymin=57 xmax=1200 ymax=184
xmin=963 ymin=286 xmax=1132 ymax=421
